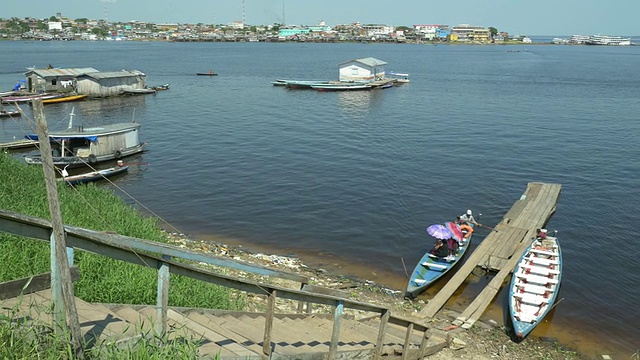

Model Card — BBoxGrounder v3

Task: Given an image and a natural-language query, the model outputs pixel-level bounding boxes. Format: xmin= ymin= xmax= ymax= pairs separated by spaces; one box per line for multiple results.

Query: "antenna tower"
xmin=242 ymin=0 xmax=246 ymax=25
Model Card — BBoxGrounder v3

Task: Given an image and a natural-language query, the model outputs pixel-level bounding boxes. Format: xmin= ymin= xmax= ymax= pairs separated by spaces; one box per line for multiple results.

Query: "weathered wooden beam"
xmin=0 ymin=267 xmax=80 ymax=300
xmin=262 ymin=289 xmax=276 ymax=358
xmin=156 ymin=255 xmax=170 ymax=336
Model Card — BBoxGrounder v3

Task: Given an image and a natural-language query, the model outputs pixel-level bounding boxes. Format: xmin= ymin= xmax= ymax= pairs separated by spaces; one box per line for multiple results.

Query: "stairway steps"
xmin=184 ymin=310 xmax=266 ymax=355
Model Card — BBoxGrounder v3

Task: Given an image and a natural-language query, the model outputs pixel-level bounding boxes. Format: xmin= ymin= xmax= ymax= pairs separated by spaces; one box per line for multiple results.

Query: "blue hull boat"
xmin=508 ymin=235 xmax=562 ymax=339
xmin=405 ymin=221 xmax=474 ymax=299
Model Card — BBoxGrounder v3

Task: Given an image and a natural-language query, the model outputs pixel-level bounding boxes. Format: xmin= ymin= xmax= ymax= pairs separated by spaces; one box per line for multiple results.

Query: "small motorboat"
xmin=60 ymin=165 xmax=129 ymax=185
xmin=197 ymin=71 xmax=218 ymax=76
xmin=0 ymin=106 xmax=21 ymax=118
xmin=147 ymin=83 xmax=170 ymax=91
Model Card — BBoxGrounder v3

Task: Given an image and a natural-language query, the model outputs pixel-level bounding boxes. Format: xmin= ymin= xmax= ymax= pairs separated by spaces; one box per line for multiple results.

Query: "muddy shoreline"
xmin=163 ymin=231 xmax=629 ymax=359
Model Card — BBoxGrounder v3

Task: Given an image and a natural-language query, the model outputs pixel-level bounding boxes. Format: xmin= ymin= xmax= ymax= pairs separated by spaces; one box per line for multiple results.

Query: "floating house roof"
xmin=25 ymin=68 xmax=99 ymax=77
xmin=338 ymin=57 xmax=387 ymax=67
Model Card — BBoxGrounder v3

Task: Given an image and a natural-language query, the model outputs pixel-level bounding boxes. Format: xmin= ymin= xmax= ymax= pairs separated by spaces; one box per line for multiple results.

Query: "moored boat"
xmin=197 ymin=72 xmax=218 ymax=76
xmin=42 ymin=94 xmax=88 ymax=104
xmin=0 ymin=106 xmax=21 ymax=118
xmin=405 ymin=218 xmax=475 ymax=299
xmin=2 ymin=93 xmax=65 ymax=104
xmin=311 ymin=83 xmax=372 ymax=91
xmin=23 ymin=109 xmax=146 ymax=168
xmin=387 ymin=72 xmax=410 ymax=84
xmin=147 ymin=83 xmax=170 ymax=91
xmin=508 ymin=232 xmax=562 ymax=339
xmin=60 ymin=164 xmax=129 ymax=185
xmin=120 ymin=88 xmax=156 ymax=95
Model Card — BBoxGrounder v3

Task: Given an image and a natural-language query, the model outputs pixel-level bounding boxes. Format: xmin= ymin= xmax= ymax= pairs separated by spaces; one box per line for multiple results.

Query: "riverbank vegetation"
xmin=0 ymin=152 xmax=240 ymax=358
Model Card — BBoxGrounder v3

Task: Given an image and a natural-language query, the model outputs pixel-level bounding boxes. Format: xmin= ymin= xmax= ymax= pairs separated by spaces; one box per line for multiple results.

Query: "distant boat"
xmin=508 ymin=234 xmax=562 ymax=339
xmin=60 ymin=165 xmax=129 ymax=185
xmin=197 ymin=71 xmax=218 ymax=76
xmin=272 ymin=79 xmax=332 ymax=89
xmin=146 ymin=83 xmax=170 ymax=91
xmin=585 ymin=35 xmax=632 ymax=46
xmin=42 ymin=94 xmax=88 ymax=104
xmin=310 ymin=83 xmax=372 ymax=91
xmin=2 ymin=93 xmax=65 ymax=104
xmin=0 ymin=107 xmax=21 ymax=118
xmin=120 ymin=88 xmax=156 ymax=95
xmin=24 ymin=109 xmax=146 ymax=168
xmin=387 ymin=72 xmax=410 ymax=84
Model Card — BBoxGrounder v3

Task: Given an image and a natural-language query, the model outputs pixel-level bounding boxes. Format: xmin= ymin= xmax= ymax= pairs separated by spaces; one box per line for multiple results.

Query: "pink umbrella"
xmin=445 ymin=221 xmax=464 ymax=242
xmin=426 ymin=224 xmax=453 ymax=240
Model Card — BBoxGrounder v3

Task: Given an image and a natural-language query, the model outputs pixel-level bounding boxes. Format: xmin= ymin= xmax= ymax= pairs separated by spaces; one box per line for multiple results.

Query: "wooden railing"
xmin=0 ymin=208 xmax=430 ymax=359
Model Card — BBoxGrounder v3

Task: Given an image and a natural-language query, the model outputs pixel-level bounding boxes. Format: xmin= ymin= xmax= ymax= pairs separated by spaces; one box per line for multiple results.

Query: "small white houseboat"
xmin=23 ymin=111 xmax=145 ymax=168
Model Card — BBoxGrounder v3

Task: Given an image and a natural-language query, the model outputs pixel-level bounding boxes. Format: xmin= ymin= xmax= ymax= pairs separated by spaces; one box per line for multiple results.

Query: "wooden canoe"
xmin=42 ymin=94 xmax=88 ymax=104
xmin=405 ymin=221 xmax=474 ymax=299
xmin=508 ymin=235 xmax=562 ymax=339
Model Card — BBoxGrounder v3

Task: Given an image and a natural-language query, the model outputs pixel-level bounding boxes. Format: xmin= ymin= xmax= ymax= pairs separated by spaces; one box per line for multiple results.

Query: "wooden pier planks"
xmin=418 ymin=182 xmax=561 ymax=321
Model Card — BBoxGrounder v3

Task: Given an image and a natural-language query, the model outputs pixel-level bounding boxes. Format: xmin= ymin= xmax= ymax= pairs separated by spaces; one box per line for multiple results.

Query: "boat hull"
xmin=405 ymin=222 xmax=474 ymax=298
xmin=42 ymin=94 xmax=88 ymax=104
xmin=61 ymin=165 xmax=129 ymax=185
xmin=508 ymin=236 xmax=562 ymax=339
xmin=23 ymin=122 xmax=145 ymax=169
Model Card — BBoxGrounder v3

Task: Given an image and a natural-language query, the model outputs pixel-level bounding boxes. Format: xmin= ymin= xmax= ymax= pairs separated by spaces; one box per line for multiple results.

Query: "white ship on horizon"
xmin=585 ymin=34 xmax=632 ymax=46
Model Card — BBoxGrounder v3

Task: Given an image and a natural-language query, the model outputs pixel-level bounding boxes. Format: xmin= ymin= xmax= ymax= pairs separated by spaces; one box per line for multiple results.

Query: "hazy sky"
xmin=3 ymin=0 xmax=638 ymax=36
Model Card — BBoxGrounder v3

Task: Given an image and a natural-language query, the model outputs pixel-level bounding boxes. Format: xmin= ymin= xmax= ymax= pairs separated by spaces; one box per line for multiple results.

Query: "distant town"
xmin=1 ymin=13 xmax=533 ymax=43
xmin=1 ymin=14 xmax=633 ymax=46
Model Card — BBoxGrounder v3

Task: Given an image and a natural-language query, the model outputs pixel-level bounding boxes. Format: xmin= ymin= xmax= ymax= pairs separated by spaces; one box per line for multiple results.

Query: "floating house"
xmin=338 ymin=57 xmax=387 ymax=83
xmin=24 ymin=68 xmax=148 ymax=97
xmin=24 ymin=68 xmax=98 ymax=94
xmin=75 ymin=70 xmax=147 ymax=97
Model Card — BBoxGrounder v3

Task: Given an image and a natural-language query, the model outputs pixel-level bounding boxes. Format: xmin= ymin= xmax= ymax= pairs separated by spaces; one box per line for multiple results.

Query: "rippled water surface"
xmin=1 ymin=41 xmax=639 ymax=358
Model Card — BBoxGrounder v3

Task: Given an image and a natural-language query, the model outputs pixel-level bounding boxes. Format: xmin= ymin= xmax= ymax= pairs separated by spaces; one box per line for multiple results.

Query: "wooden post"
xmin=156 ymin=255 xmax=170 ymax=336
xmin=34 ymin=99 xmax=84 ymax=359
xmin=329 ymin=300 xmax=344 ymax=360
xmin=262 ymin=289 xmax=275 ymax=359
xmin=374 ymin=309 xmax=390 ymax=359
xmin=401 ymin=322 xmax=414 ymax=360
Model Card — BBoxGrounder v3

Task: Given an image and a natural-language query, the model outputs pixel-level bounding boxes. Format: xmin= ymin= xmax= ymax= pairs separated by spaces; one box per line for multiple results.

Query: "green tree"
xmin=91 ymin=27 xmax=108 ymax=38
xmin=75 ymin=18 xmax=88 ymax=24
xmin=488 ymin=27 xmax=498 ymax=38
xmin=49 ymin=15 xmax=58 ymax=21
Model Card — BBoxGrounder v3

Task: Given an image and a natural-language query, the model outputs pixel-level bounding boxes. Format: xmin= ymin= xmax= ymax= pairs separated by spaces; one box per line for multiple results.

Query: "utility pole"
xmin=33 ymin=99 xmax=84 ymax=359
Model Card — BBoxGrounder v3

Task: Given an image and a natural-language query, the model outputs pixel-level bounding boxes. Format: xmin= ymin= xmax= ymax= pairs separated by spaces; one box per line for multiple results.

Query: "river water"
xmin=1 ymin=40 xmax=638 ymax=359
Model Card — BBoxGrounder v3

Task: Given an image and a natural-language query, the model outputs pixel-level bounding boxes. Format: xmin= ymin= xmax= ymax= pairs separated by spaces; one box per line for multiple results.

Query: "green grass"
xmin=0 ymin=152 xmax=242 ymax=357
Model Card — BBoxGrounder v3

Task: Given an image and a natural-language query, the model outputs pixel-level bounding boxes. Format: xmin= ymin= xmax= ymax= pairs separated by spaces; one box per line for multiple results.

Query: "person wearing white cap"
xmin=537 ymin=228 xmax=548 ymax=239
xmin=460 ymin=209 xmax=479 ymax=226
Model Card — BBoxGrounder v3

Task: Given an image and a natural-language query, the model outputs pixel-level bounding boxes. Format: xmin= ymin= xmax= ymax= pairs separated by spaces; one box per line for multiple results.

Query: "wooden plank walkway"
xmin=418 ymin=182 xmax=561 ymax=325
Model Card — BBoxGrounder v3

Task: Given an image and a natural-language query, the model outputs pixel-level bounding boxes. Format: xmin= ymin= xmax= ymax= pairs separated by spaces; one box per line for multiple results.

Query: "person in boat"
xmin=460 ymin=209 xmax=479 ymax=226
xmin=537 ymin=228 xmax=548 ymax=239
xmin=446 ymin=237 xmax=458 ymax=261
xmin=456 ymin=216 xmax=474 ymax=240
xmin=429 ymin=238 xmax=448 ymax=258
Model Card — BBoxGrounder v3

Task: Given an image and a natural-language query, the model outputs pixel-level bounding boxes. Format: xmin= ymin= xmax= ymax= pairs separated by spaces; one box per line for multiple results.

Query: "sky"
xmin=3 ymin=0 xmax=639 ymax=36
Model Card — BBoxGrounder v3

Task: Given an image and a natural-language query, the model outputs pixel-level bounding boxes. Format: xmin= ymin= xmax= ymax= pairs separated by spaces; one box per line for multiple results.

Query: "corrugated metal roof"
xmin=338 ymin=57 xmax=387 ymax=67
xmin=82 ymin=70 xmax=145 ymax=79
xmin=25 ymin=68 xmax=99 ymax=77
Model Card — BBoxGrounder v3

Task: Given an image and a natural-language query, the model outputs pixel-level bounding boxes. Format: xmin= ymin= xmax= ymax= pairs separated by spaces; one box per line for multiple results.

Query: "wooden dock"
xmin=418 ymin=182 xmax=562 ymax=328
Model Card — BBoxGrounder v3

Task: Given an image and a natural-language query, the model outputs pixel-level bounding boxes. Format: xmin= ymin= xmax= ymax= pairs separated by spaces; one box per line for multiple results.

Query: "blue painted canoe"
xmin=508 ymin=235 xmax=562 ymax=339
xmin=405 ymin=222 xmax=474 ymax=299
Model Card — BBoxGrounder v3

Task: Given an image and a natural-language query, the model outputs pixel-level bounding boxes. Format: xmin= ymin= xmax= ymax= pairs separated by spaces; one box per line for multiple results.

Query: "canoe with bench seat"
xmin=405 ymin=219 xmax=475 ymax=299
xmin=508 ymin=235 xmax=562 ymax=338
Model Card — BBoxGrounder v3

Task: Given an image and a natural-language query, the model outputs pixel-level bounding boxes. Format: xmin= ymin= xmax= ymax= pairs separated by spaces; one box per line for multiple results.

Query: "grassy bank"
xmin=0 ymin=152 xmax=243 ymax=358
